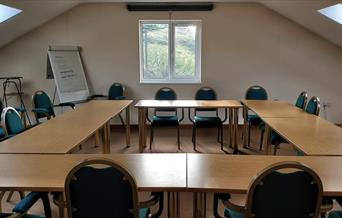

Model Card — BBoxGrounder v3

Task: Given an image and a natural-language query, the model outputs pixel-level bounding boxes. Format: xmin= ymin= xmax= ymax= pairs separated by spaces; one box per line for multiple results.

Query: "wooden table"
xmin=135 ymin=100 xmax=242 ymax=153
xmin=241 ymin=100 xmax=308 ymax=148
xmin=188 ymin=154 xmax=342 ymax=217
xmin=0 ymin=153 xmax=186 ymax=218
xmin=262 ymin=116 xmax=342 ymax=156
xmin=0 ymin=100 xmax=132 ymax=154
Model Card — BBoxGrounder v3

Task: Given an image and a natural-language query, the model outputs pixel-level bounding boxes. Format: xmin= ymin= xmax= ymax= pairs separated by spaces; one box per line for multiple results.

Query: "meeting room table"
xmin=0 ymin=100 xmax=132 ymax=154
xmin=135 ymin=100 xmax=242 ymax=153
xmin=241 ymin=100 xmax=342 ymax=156
xmin=188 ymin=153 xmax=342 ymax=218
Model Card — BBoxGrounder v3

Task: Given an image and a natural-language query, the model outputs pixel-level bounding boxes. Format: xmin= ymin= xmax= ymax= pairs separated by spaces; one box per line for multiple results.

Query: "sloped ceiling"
xmin=0 ymin=0 xmax=341 ymax=49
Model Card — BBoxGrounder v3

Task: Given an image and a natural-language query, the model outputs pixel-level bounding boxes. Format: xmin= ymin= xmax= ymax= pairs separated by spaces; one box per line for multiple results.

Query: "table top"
xmin=135 ymin=100 xmax=242 ymax=108
xmin=263 ymin=116 xmax=342 ymax=156
xmin=187 ymin=154 xmax=342 ymax=196
xmin=241 ymin=100 xmax=307 ymax=117
xmin=0 ymin=100 xmax=132 ymax=154
xmin=0 ymin=153 xmax=186 ymax=192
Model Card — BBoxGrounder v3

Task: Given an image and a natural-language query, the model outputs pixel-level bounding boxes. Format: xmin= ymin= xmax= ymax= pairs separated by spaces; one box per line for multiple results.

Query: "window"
xmin=318 ymin=3 xmax=342 ymax=25
xmin=0 ymin=4 xmax=22 ymax=23
xmin=139 ymin=20 xmax=201 ymax=84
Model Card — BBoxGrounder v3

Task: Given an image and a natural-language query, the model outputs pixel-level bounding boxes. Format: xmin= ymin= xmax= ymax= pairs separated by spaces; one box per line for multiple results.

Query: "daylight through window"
xmin=139 ymin=20 xmax=201 ymax=83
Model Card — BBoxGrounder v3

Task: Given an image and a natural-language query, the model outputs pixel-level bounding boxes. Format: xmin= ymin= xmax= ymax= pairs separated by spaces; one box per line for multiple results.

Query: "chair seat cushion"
xmin=271 ymin=132 xmax=286 ymax=146
xmin=328 ymin=211 xmax=342 ymax=218
xmin=248 ymin=114 xmax=262 ymax=125
xmin=194 ymin=116 xmax=222 ymax=128
xmin=224 ymin=208 xmax=245 ymax=218
xmin=151 ymin=115 xmax=179 ymax=126
xmin=139 ymin=207 xmax=150 ymax=218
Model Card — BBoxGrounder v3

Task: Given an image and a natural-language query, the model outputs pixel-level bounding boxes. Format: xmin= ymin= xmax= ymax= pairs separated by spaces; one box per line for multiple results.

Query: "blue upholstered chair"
xmin=32 ymin=90 xmax=75 ymax=124
xmin=108 ymin=83 xmax=126 ymax=126
xmin=65 ymin=158 xmax=163 ymax=218
xmin=148 ymin=87 xmax=183 ymax=150
xmin=214 ymin=162 xmax=323 ymax=218
xmin=0 ymin=192 xmax=51 ymax=218
xmin=245 ymin=85 xmax=268 ymax=148
xmin=305 ymin=96 xmax=320 ymax=115
xmin=260 ymin=91 xmax=308 ymax=155
xmin=190 ymin=87 xmax=227 ymax=151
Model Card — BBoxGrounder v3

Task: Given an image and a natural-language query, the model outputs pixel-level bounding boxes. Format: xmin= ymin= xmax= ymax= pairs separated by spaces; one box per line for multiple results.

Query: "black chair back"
xmin=245 ymin=162 xmax=323 ymax=218
xmin=108 ymin=83 xmax=124 ymax=100
xmin=195 ymin=87 xmax=217 ymax=113
xmin=245 ymin=85 xmax=268 ymax=100
xmin=154 ymin=87 xmax=177 ymax=113
xmin=295 ymin=91 xmax=308 ymax=109
xmin=32 ymin=90 xmax=55 ymax=119
xmin=305 ymin=96 xmax=320 ymax=116
xmin=65 ymin=158 xmax=139 ymax=218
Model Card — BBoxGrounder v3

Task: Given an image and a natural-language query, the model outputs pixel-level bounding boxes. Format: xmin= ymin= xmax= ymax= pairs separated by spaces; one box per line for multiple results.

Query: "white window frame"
xmin=139 ymin=20 xmax=202 ymax=84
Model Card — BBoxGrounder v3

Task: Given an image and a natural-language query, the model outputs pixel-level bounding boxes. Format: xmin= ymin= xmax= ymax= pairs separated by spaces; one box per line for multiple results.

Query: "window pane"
xmin=174 ymin=25 xmax=196 ymax=78
xmin=142 ymin=23 xmax=169 ymax=80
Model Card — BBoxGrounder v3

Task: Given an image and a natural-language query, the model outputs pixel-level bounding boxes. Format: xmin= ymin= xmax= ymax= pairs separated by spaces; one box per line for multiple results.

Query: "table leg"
xmin=125 ymin=106 xmax=130 ymax=147
xmin=168 ymin=192 xmax=180 ymax=218
xmin=228 ymin=109 xmax=233 ymax=148
xmin=102 ymin=122 xmax=111 ymax=154
xmin=193 ymin=192 xmax=206 ymax=218
xmin=263 ymin=124 xmax=272 ymax=155
xmin=94 ymin=129 xmax=100 ymax=148
xmin=242 ymin=105 xmax=248 ymax=147
xmin=233 ymin=108 xmax=239 ymax=154
xmin=138 ymin=108 xmax=147 ymax=153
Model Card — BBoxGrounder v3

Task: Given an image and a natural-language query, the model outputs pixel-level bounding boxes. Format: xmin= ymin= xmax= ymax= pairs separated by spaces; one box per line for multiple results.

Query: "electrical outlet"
xmin=323 ymin=102 xmax=332 ymax=108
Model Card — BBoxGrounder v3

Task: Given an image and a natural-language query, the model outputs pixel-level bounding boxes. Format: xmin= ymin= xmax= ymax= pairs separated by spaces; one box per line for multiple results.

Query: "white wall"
xmin=0 ymin=2 xmax=341 ymax=124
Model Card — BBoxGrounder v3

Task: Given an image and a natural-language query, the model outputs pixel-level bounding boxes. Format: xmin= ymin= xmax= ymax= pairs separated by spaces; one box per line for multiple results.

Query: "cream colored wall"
xmin=0 ymin=2 xmax=341 ymax=124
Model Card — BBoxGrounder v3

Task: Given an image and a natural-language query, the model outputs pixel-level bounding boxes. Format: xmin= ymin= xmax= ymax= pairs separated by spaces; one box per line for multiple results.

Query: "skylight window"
xmin=0 ymin=4 xmax=22 ymax=23
xmin=318 ymin=3 xmax=342 ymax=25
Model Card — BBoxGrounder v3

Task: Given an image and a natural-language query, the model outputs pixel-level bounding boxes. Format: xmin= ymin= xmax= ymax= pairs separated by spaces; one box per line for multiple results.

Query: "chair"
xmin=214 ymin=161 xmax=323 ymax=218
xmin=244 ymin=85 xmax=268 ymax=148
xmin=0 ymin=192 xmax=51 ymax=218
xmin=108 ymin=82 xmax=126 ymax=126
xmin=65 ymin=158 xmax=163 ymax=218
xmin=190 ymin=87 xmax=227 ymax=151
xmin=32 ymin=90 xmax=75 ymax=124
xmin=148 ymin=87 xmax=183 ymax=150
xmin=305 ymin=96 xmax=320 ymax=116
xmin=260 ymin=91 xmax=308 ymax=154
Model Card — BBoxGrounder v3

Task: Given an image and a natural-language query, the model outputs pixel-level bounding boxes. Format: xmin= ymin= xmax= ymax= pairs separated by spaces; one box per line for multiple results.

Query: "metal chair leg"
xmin=248 ymin=122 xmax=251 ymax=147
xmin=118 ymin=113 xmax=125 ymax=128
xmin=149 ymin=126 xmax=154 ymax=150
xmin=259 ymin=130 xmax=264 ymax=150
xmin=177 ymin=126 xmax=180 ymax=150
xmin=217 ymin=128 xmax=220 ymax=142
xmin=193 ymin=126 xmax=197 ymax=151
xmin=220 ymin=127 xmax=224 ymax=151
xmin=273 ymin=145 xmax=278 ymax=156
xmin=6 ymin=191 xmax=14 ymax=202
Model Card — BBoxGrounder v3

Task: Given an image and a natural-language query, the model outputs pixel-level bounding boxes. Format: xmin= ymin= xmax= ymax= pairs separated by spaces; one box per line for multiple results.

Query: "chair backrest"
xmin=195 ymin=87 xmax=217 ymax=113
xmin=245 ymin=161 xmax=323 ymax=218
xmin=154 ymin=87 xmax=177 ymax=113
xmin=295 ymin=91 xmax=308 ymax=109
xmin=245 ymin=85 xmax=268 ymax=100
xmin=108 ymin=83 xmax=124 ymax=100
xmin=0 ymin=99 xmax=3 ymax=116
xmin=32 ymin=90 xmax=55 ymax=119
xmin=1 ymin=107 xmax=25 ymax=135
xmin=65 ymin=158 xmax=139 ymax=218
xmin=305 ymin=96 xmax=320 ymax=116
